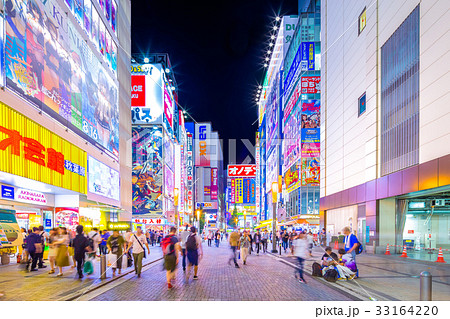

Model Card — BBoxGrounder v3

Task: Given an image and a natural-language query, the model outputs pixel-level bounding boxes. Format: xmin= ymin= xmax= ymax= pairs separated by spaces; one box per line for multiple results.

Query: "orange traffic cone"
xmin=400 ymin=245 xmax=408 ymax=258
xmin=436 ymin=247 xmax=446 ymax=263
xmin=334 ymin=240 xmax=339 ymax=250
xmin=384 ymin=244 xmax=391 ymax=255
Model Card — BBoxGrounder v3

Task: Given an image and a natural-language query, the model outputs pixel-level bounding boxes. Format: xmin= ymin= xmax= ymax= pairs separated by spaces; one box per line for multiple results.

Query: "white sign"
xmin=15 ymin=189 xmax=47 ymax=205
xmin=132 ymin=218 xmax=167 ymax=225
xmin=206 ymin=214 xmax=217 ymax=221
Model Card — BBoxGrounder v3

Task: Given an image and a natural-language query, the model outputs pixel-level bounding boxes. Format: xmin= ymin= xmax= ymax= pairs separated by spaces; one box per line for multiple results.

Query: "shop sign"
xmin=206 ymin=214 xmax=217 ymax=221
xmin=211 ymin=168 xmax=218 ymax=200
xmin=235 ymin=178 xmax=243 ymax=204
xmin=16 ymin=212 xmax=35 ymax=219
xmin=0 ymin=103 xmax=87 ymax=194
xmin=408 ymin=230 xmax=414 ymax=234
xmin=301 ymin=76 xmax=321 ymax=94
xmin=228 ymin=165 xmax=256 ymax=177
xmin=198 ymin=202 xmax=218 ymax=209
xmin=1 ymin=185 xmax=14 ymax=200
xmin=301 ymin=42 xmax=315 ymax=71
xmin=195 ymin=123 xmax=211 ymax=166
xmin=107 ymin=222 xmax=131 ymax=231
xmin=132 ymin=218 xmax=167 ymax=225
xmin=15 ymin=189 xmax=47 ymax=205
xmin=230 ymin=179 xmax=236 ymax=204
xmin=45 ymin=219 xmax=52 ymax=228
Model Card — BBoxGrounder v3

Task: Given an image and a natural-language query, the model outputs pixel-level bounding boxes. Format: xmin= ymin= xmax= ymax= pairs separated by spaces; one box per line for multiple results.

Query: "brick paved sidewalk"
xmin=275 ymin=245 xmax=450 ymax=301
xmin=89 ymin=245 xmax=354 ymax=301
xmin=0 ymin=246 xmax=163 ymax=301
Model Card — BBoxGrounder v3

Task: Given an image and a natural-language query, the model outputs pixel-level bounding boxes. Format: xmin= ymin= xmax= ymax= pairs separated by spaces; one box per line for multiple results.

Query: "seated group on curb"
xmin=311 ymin=246 xmax=358 ymax=282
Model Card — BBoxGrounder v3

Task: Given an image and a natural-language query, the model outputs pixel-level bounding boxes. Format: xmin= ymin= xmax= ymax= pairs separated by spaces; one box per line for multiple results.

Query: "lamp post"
xmin=196 ymin=209 xmax=201 ymax=233
xmin=271 ymin=182 xmax=278 ymax=253
xmin=174 ymin=188 xmax=179 ymax=234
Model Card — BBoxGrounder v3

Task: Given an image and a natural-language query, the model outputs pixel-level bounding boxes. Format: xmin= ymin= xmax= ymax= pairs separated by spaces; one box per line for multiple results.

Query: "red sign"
xmin=131 ymin=75 xmax=146 ymax=106
xmin=228 ymin=164 xmax=256 ymax=177
xmin=407 ymin=230 xmax=414 ymax=234
xmin=301 ymin=76 xmax=321 ymax=94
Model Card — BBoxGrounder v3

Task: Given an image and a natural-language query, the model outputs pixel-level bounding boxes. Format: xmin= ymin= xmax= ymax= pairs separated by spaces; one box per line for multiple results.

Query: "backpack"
xmin=110 ymin=237 xmax=119 ymax=253
xmin=353 ymin=235 xmax=364 ymax=255
xmin=324 ymin=268 xmax=338 ymax=282
xmin=161 ymin=235 xmax=175 ymax=255
xmin=186 ymin=234 xmax=198 ymax=251
xmin=89 ymin=233 xmax=98 ymax=251
xmin=312 ymin=262 xmax=323 ymax=277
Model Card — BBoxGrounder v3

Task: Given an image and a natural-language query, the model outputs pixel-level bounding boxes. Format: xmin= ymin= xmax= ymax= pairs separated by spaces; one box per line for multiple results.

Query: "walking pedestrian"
xmin=307 ymin=231 xmax=314 ymax=257
xmin=282 ymin=230 xmax=289 ymax=253
xmin=161 ymin=227 xmax=181 ymax=289
xmin=207 ymin=231 xmax=212 ymax=247
xmin=248 ymin=231 xmax=253 ymax=254
xmin=228 ymin=229 xmax=240 ymax=268
xmin=127 ymin=226 xmax=150 ymax=278
xmin=47 ymin=228 xmax=58 ymax=274
xmin=262 ymin=230 xmax=268 ymax=253
xmin=254 ymin=230 xmax=261 ymax=255
xmin=179 ymin=225 xmax=191 ymax=272
xmin=107 ymin=230 xmax=126 ymax=276
xmin=240 ymin=231 xmax=251 ymax=265
xmin=150 ymin=230 xmax=156 ymax=246
xmin=319 ymin=228 xmax=326 ymax=246
xmin=292 ymin=233 xmax=308 ymax=284
xmin=54 ymin=227 xmax=70 ymax=277
xmin=100 ymin=230 xmax=110 ymax=255
xmin=215 ymin=231 xmax=220 ymax=247
xmin=37 ymin=226 xmax=48 ymax=268
xmin=25 ymin=227 xmax=42 ymax=272
xmin=20 ymin=228 xmax=28 ymax=263
xmin=72 ymin=225 xmax=91 ymax=279
xmin=185 ymin=226 xmax=203 ymax=282
xmin=88 ymin=227 xmax=102 ymax=256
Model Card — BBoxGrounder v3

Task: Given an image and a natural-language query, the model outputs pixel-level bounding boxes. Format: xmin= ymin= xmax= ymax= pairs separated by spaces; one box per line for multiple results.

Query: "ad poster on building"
xmin=300 ymin=158 xmax=320 ymax=186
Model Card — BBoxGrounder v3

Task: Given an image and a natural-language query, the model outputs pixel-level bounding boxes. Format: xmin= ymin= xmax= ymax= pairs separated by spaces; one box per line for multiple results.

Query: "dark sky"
xmin=131 ymin=0 xmax=299 ymax=165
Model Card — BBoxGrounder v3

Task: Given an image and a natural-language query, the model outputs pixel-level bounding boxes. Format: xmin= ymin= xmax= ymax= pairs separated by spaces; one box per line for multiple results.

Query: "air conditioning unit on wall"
xmin=431 ymin=199 xmax=446 ymax=207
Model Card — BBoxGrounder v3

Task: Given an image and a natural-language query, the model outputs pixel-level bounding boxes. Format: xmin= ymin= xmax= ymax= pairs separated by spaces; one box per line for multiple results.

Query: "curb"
xmin=63 ymin=256 xmax=163 ymax=301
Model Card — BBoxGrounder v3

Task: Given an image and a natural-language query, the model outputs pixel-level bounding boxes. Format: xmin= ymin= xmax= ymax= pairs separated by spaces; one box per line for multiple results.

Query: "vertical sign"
xmin=255 ymin=145 xmax=260 ymax=216
xmin=186 ymin=133 xmax=194 ymax=213
xmin=230 ymin=178 xmax=236 ymax=204
xmin=195 ymin=123 xmax=211 ymax=166
xmin=235 ymin=178 xmax=243 ymax=204
xmin=211 ymin=168 xmax=218 ymax=200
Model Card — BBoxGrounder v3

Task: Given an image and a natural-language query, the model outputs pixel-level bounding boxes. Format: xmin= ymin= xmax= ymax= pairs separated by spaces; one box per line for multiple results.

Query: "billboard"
xmin=195 ymin=123 xmax=211 ymax=166
xmin=88 ymin=156 xmax=120 ymax=202
xmin=301 ymin=142 xmax=320 ymax=157
xmin=211 ymin=168 xmax=218 ymax=200
xmin=301 ymin=158 xmax=320 ymax=186
xmin=283 ymin=105 xmax=301 ymax=173
xmin=186 ymin=133 xmax=194 ymax=213
xmin=301 ymin=100 xmax=320 ymax=128
xmin=266 ymin=76 xmax=279 ymax=154
xmin=301 ymin=128 xmax=320 ymax=144
xmin=5 ymin=0 xmax=119 ymax=159
xmin=235 ymin=178 xmax=243 ymax=204
xmin=0 ymin=209 xmax=22 ymax=248
xmin=55 ymin=207 xmax=79 ymax=232
xmin=131 ymin=64 xmax=164 ymax=124
xmin=300 ymin=42 xmax=315 ymax=71
xmin=132 ymin=126 xmax=163 ymax=215
xmin=163 ymin=86 xmax=174 ymax=136
xmin=227 ymin=165 xmax=256 ymax=178
xmin=284 ymin=163 xmax=300 ymax=192
xmin=243 ymin=178 xmax=256 ymax=204
xmin=230 ymin=178 xmax=236 ymax=204
xmin=0 ymin=14 xmax=4 ymax=88
xmin=164 ymin=165 xmax=174 ymax=200
xmin=266 ymin=148 xmax=278 ymax=192
xmin=301 ymin=76 xmax=321 ymax=94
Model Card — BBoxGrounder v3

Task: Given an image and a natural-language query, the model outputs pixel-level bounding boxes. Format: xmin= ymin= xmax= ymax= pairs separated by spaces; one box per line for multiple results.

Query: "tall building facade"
xmin=0 ymin=0 xmax=132 ymax=252
xmin=320 ymin=0 xmax=450 ymax=259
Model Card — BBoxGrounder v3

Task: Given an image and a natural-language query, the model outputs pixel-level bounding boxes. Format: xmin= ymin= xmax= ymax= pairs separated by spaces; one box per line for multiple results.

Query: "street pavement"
xmin=275 ymin=245 xmax=450 ymax=301
xmin=0 ymin=246 xmax=163 ymax=301
xmin=88 ymin=244 xmax=354 ymax=301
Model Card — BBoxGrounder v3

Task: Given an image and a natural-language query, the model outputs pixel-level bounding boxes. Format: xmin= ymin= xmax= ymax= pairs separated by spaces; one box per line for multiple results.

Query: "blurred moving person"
xmin=25 ymin=227 xmax=42 ymax=272
xmin=228 ymin=230 xmax=240 ymax=268
xmin=292 ymin=233 xmax=308 ymax=284
xmin=127 ymin=226 xmax=150 ymax=278
xmin=240 ymin=231 xmax=251 ymax=265
xmin=72 ymin=225 xmax=91 ymax=279
xmin=185 ymin=226 xmax=203 ymax=282
xmin=161 ymin=227 xmax=180 ymax=289
xmin=54 ymin=227 xmax=70 ymax=277
xmin=179 ymin=225 xmax=191 ymax=272
xmin=47 ymin=228 xmax=58 ymax=274
xmin=107 ymin=230 xmax=126 ymax=276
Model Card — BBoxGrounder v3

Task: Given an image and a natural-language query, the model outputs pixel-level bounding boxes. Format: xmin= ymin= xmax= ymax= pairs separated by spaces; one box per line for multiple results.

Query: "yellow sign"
xmin=107 ymin=222 xmax=132 ymax=231
xmin=359 ymin=8 xmax=367 ymax=34
xmin=0 ymin=102 xmax=87 ymax=193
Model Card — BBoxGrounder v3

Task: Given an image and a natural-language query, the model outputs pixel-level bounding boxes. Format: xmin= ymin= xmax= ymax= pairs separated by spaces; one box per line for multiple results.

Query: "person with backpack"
xmin=126 ymin=226 xmax=150 ymax=278
xmin=72 ymin=225 xmax=92 ymax=279
xmin=342 ymin=226 xmax=361 ymax=260
xmin=161 ymin=227 xmax=181 ymax=289
xmin=25 ymin=227 xmax=42 ymax=272
xmin=88 ymin=228 xmax=102 ymax=256
xmin=292 ymin=232 xmax=308 ymax=284
xmin=185 ymin=226 xmax=203 ymax=282
xmin=107 ymin=230 xmax=126 ymax=276
xmin=37 ymin=226 xmax=48 ymax=268
xmin=179 ymin=225 xmax=191 ymax=272
xmin=240 ymin=231 xmax=251 ymax=265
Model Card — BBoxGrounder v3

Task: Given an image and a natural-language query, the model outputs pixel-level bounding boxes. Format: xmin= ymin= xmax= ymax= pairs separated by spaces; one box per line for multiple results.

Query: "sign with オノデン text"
xmin=228 ymin=165 xmax=257 ymax=178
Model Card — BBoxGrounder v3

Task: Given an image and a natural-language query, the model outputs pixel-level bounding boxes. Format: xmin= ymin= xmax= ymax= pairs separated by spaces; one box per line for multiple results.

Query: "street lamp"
xmin=271 ymin=182 xmax=278 ymax=253
xmin=196 ymin=209 xmax=201 ymax=232
xmin=174 ymin=188 xmax=179 ymax=233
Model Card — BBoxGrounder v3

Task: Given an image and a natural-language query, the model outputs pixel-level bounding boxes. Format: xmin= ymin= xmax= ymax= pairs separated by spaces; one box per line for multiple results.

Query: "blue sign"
xmin=283 ymin=44 xmax=302 ymax=97
xmin=366 ymin=225 xmax=370 ymax=243
xmin=301 ymin=128 xmax=320 ymax=143
xmin=1 ymin=185 xmax=14 ymax=200
xmin=45 ymin=219 xmax=52 ymax=227
xmin=301 ymin=42 xmax=315 ymax=71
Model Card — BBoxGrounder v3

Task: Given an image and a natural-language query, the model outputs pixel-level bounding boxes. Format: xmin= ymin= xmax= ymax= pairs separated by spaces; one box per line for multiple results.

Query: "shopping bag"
xmin=83 ymin=259 xmax=94 ymax=275
xmin=121 ymin=254 xmax=128 ymax=269
xmin=107 ymin=253 xmax=117 ymax=268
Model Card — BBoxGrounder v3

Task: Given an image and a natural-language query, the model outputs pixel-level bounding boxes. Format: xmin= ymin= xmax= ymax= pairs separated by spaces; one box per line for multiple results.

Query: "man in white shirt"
xmin=126 ymin=226 xmax=150 ymax=278
xmin=185 ymin=226 xmax=203 ymax=282
xmin=88 ymin=228 xmax=102 ymax=256
xmin=179 ymin=225 xmax=191 ymax=272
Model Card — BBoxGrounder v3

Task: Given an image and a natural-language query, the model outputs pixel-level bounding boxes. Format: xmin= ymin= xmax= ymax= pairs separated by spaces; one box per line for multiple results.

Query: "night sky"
xmin=131 ymin=0 xmax=299 ymax=165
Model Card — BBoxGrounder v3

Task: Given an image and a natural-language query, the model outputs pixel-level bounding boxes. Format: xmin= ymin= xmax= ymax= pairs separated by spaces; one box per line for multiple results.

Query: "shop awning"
xmin=255 ymin=219 xmax=274 ymax=229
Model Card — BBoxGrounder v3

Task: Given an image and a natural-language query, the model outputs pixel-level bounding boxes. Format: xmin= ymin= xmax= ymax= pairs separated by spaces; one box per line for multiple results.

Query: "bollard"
xmin=279 ymin=241 xmax=282 ymax=255
xmin=420 ymin=271 xmax=432 ymax=301
xmin=100 ymin=255 xmax=107 ymax=279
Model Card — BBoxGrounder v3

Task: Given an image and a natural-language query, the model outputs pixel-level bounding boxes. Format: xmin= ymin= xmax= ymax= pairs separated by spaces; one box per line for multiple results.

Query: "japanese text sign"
xmin=228 ymin=165 xmax=256 ymax=178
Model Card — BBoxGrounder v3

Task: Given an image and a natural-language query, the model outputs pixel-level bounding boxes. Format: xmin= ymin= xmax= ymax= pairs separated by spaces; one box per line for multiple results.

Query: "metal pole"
xmin=100 ymin=255 xmax=107 ymax=279
xmin=174 ymin=204 xmax=178 ymax=234
xmin=420 ymin=271 xmax=432 ymax=301
xmin=271 ymin=202 xmax=278 ymax=253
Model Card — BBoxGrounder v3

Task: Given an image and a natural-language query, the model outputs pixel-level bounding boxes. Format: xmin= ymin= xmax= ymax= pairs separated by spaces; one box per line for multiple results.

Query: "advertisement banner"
xmin=235 ymin=178 xmax=243 ymax=204
xmin=88 ymin=156 xmax=120 ymax=202
xmin=255 ymin=145 xmax=260 ymax=215
xmin=230 ymin=178 xmax=236 ymax=204
xmin=164 ymin=133 xmax=174 ymax=171
xmin=55 ymin=207 xmax=79 ymax=232
xmin=283 ymin=85 xmax=300 ymax=124
xmin=283 ymin=105 xmax=301 ymax=173
xmin=301 ymin=76 xmax=321 ymax=94
xmin=204 ymin=186 xmax=211 ymax=197
xmin=284 ymin=163 xmax=300 ymax=192
xmin=227 ymin=165 xmax=256 ymax=178
xmin=195 ymin=123 xmax=211 ymax=166
xmin=301 ymin=158 xmax=320 ymax=186
xmin=163 ymin=87 xmax=174 ymax=135
xmin=164 ymin=165 xmax=174 ymax=200
xmin=132 ymin=126 xmax=163 ymax=215
xmin=301 ymin=100 xmax=320 ymax=128
xmin=266 ymin=77 xmax=279 ymax=153
xmin=0 ymin=103 xmax=87 ymax=193
xmin=131 ymin=64 xmax=164 ymax=124
xmin=0 ymin=15 xmax=4 ymax=88
xmin=243 ymin=178 xmax=256 ymax=204
xmin=186 ymin=133 xmax=194 ymax=213
xmin=0 ymin=209 xmax=22 ymax=248
xmin=301 ymin=42 xmax=315 ymax=71
xmin=301 ymin=142 xmax=320 ymax=157
xmin=283 ymin=44 xmax=302 ymax=99
xmin=266 ymin=148 xmax=278 ymax=192
xmin=5 ymin=0 xmax=119 ymax=158
xmin=301 ymin=128 xmax=320 ymax=144
xmin=211 ymin=168 xmax=218 ymax=200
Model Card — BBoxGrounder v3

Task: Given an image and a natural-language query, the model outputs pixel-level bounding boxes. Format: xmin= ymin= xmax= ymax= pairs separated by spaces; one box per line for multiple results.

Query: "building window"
xmin=358 ymin=93 xmax=366 ymax=116
xmin=381 ymin=6 xmax=420 ymax=175
xmin=358 ymin=7 xmax=367 ymax=35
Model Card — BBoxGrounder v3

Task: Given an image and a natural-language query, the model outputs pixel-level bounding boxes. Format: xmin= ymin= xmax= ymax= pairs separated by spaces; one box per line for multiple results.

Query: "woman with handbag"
xmin=54 ymin=227 xmax=70 ymax=277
